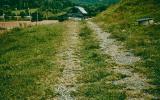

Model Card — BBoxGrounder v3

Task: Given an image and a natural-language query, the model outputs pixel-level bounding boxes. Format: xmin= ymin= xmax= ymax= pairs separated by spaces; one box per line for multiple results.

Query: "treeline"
xmin=0 ymin=0 xmax=73 ymax=10
xmin=0 ymin=0 xmax=73 ymax=21
xmin=0 ymin=0 xmax=119 ymax=12
xmin=70 ymin=0 xmax=119 ymax=5
xmin=0 ymin=0 xmax=41 ymax=9
xmin=41 ymin=0 xmax=73 ymax=14
xmin=0 ymin=0 xmax=73 ymax=17
xmin=73 ymin=0 xmax=119 ymax=16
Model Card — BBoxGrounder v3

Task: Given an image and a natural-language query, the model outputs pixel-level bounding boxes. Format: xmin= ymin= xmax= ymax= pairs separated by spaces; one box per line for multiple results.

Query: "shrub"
xmin=31 ymin=12 xmax=43 ymax=22
xmin=20 ymin=11 xmax=26 ymax=18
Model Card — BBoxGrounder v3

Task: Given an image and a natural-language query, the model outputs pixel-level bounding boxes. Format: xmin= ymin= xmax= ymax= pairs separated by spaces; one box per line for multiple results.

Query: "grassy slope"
xmin=94 ymin=0 xmax=160 ymax=96
xmin=0 ymin=24 xmax=66 ymax=99
xmin=75 ymin=22 xmax=126 ymax=99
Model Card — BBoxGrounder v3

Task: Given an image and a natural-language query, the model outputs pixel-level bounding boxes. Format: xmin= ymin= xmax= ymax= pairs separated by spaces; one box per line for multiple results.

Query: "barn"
xmin=68 ymin=6 xmax=88 ymax=19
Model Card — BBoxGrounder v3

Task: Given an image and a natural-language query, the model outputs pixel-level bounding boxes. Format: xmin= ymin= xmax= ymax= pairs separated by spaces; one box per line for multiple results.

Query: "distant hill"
xmin=0 ymin=0 xmax=73 ymax=16
xmin=69 ymin=0 xmax=119 ymax=17
xmin=70 ymin=0 xmax=119 ymax=5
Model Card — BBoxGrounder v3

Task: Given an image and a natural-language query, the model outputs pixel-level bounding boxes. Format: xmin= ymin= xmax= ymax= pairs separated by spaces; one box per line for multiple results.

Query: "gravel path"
xmin=87 ymin=21 xmax=155 ymax=99
xmin=54 ymin=21 xmax=81 ymax=100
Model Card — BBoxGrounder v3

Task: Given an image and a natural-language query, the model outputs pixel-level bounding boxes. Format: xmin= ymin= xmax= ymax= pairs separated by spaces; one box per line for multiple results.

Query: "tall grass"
xmin=75 ymin=23 xmax=126 ymax=99
xmin=0 ymin=24 xmax=66 ymax=99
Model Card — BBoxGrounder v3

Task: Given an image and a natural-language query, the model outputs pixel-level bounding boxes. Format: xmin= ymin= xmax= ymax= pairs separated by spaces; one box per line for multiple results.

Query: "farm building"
xmin=137 ymin=18 xmax=154 ymax=25
xmin=68 ymin=6 xmax=88 ymax=19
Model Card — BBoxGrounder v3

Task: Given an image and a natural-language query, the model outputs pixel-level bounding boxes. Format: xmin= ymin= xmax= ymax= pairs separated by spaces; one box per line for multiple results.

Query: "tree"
xmin=20 ymin=11 xmax=26 ymax=18
xmin=31 ymin=11 xmax=43 ymax=22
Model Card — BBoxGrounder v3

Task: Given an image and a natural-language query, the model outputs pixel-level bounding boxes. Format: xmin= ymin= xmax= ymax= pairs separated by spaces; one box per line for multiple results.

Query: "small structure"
xmin=137 ymin=18 xmax=154 ymax=25
xmin=68 ymin=6 xmax=88 ymax=19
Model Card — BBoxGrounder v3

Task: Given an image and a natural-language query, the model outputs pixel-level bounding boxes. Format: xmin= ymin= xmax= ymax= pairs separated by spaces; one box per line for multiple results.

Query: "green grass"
xmin=0 ymin=23 xmax=66 ymax=99
xmin=94 ymin=0 xmax=160 ymax=97
xmin=77 ymin=82 xmax=125 ymax=100
xmin=75 ymin=23 xmax=126 ymax=99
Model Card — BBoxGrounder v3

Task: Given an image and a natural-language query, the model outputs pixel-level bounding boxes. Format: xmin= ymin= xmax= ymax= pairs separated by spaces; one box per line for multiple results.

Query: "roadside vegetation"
xmin=94 ymin=0 xmax=160 ymax=97
xmin=0 ymin=23 xmax=66 ymax=99
xmin=75 ymin=22 xmax=126 ymax=99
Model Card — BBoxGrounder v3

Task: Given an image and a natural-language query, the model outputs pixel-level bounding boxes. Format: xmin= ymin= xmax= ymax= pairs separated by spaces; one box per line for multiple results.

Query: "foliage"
xmin=0 ymin=0 xmax=42 ymax=9
xmin=31 ymin=12 xmax=43 ymax=21
xmin=71 ymin=0 xmax=119 ymax=17
xmin=70 ymin=0 xmax=119 ymax=5
xmin=41 ymin=0 xmax=73 ymax=12
xmin=0 ymin=0 xmax=73 ymax=11
xmin=20 ymin=11 xmax=26 ymax=18
xmin=0 ymin=0 xmax=120 ymax=20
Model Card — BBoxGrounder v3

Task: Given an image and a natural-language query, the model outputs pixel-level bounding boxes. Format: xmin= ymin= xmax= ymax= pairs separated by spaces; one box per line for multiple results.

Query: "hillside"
xmin=70 ymin=0 xmax=119 ymax=5
xmin=95 ymin=0 xmax=160 ymax=97
xmin=67 ymin=0 xmax=119 ymax=17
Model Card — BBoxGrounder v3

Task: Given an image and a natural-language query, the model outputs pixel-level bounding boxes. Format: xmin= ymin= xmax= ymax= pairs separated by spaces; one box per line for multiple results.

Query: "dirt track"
xmin=88 ymin=21 xmax=156 ymax=100
xmin=0 ymin=20 xmax=158 ymax=99
xmin=54 ymin=21 xmax=81 ymax=100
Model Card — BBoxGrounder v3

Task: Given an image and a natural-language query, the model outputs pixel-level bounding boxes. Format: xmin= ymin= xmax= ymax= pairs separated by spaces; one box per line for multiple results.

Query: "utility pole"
xmin=46 ymin=9 xmax=48 ymax=20
xmin=15 ymin=8 xmax=18 ymax=21
xmin=36 ymin=11 xmax=38 ymax=26
xmin=28 ymin=8 xmax=31 ymax=21
xmin=3 ymin=13 xmax=5 ymax=22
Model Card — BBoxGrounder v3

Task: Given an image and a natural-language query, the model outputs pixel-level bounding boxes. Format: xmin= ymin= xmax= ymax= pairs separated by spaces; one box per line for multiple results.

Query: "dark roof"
xmin=137 ymin=18 xmax=153 ymax=22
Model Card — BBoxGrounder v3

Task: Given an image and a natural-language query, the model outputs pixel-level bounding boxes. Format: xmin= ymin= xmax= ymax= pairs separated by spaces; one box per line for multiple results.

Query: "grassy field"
xmin=94 ymin=0 xmax=160 ymax=97
xmin=0 ymin=23 xmax=66 ymax=99
xmin=74 ymin=22 xmax=126 ymax=99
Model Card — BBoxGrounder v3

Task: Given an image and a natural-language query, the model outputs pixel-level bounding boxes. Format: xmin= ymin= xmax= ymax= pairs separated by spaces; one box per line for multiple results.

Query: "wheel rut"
xmin=87 ymin=21 xmax=155 ymax=99
xmin=54 ymin=21 xmax=81 ymax=100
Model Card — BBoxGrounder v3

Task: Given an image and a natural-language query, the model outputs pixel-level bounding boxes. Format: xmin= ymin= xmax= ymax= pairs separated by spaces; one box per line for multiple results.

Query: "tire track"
xmin=54 ymin=21 xmax=82 ymax=100
xmin=87 ymin=21 xmax=155 ymax=99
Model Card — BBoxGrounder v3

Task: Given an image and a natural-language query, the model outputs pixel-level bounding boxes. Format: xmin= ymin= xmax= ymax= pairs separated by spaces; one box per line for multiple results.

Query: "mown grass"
xmin=94 ymin=0 xmax=160 ymax=97
xmin=75 ymin=22 xmax=126 ymax=100
xmin=0 ymin=24 xmax=66 ymax=99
